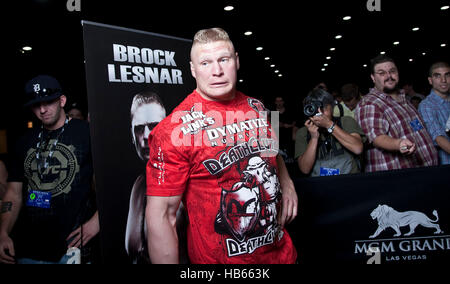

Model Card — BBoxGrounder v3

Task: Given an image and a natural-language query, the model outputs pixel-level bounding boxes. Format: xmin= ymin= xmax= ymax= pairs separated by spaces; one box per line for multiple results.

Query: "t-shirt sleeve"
xmin=355 ymin=103 xmax=388 ymax=143
xmin=341 ymin=116 xmax=367 ymax=143
xmin=146 ymin=126 xmax=190 ymax=197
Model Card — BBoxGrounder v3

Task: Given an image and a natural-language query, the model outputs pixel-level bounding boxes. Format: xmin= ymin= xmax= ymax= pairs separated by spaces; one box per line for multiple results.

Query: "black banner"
xmin=82 ymin=21 xmax=195 ymax=263
xmin=292 ymin=165 xmax=450 ymax=264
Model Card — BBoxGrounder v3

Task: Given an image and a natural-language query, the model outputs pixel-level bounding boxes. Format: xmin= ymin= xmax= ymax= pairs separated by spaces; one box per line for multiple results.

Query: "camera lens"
xmin=303 ymin=104 xmax=317 ymax=117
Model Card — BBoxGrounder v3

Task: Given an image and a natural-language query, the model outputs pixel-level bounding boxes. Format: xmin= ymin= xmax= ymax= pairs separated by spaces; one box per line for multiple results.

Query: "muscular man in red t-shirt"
xmin=145 ymin=28 xmax=298 ymax=264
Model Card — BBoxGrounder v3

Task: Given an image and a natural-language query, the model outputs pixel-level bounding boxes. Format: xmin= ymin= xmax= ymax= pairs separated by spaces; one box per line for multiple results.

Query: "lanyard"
xmin=35 ymin=117 xmax=69 ymax=179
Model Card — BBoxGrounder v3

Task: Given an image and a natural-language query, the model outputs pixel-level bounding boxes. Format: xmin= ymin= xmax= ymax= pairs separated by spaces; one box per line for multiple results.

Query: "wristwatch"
xmin=327 ymin=122 xmax=336 ymax=134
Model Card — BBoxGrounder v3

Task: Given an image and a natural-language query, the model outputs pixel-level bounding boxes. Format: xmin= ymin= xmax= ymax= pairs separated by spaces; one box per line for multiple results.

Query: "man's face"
xmin=343 ymin=96 xmax=359 ymax=111
xmin=428 ymin=66 xmax=450 ymax=96
xmin=322 ymin=104 xmax=333 ymax=119
xmin=31 ymin=96 xmax=66 ymax=130
xmin=371 ymin=62 xmax=399 ymax=94
xmin=68 ymin=108 xmax=84 ymax=120
xmin=190 ymin=40 xmax=240 ymax=101
xmin=132 ymin=103 xmax=166 ymax=161
xmin=275 ymin=97 xmax=284 ymax=108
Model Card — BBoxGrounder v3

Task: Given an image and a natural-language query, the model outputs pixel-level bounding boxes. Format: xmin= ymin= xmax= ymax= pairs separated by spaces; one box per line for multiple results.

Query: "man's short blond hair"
xmin=190 ymin=28 xmax=235 ymax=60
xmin=193 ymin=28 xmax=231 ymax=44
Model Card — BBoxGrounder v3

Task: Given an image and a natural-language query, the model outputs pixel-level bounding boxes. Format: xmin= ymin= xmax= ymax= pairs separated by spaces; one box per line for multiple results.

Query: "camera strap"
xmin=307 ymin=117 xmax=343 ymax=158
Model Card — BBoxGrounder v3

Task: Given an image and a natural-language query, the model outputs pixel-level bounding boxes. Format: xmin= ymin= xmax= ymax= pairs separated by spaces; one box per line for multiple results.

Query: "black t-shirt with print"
xmin=8 ymin=118 xmax=95 ymax=262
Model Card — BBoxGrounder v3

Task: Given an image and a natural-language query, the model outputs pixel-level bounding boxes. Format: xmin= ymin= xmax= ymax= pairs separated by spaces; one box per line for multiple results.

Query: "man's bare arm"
xmin=0 ymin=182 xmax=23 ymax=264
xmin=373 ymin=135 xmax=416 ymax=154
xmin=276 ymin=155 xmax=298 ymax=228
xmin=1 ymin=182 xmax=23 ymax=234
xmin=145 ymin=195 xmax=182 ymax=264
xmin=436 ymin=136 xmax=450 ymax=154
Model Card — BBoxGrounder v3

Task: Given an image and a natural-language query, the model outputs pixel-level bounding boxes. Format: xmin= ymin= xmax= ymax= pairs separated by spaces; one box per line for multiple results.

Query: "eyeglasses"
xmin=134 ymin=122 xmax=159 ymax=135
xmin=374 ymin=69 xmax=398 ymax=77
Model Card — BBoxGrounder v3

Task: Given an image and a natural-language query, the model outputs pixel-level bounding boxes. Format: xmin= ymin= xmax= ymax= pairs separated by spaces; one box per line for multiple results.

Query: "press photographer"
xmin=295 ymin=88 xmax=365 ymax=176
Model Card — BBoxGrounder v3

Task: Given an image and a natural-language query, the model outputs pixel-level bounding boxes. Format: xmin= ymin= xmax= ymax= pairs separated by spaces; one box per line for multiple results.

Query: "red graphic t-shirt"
xmin=146 ymin=90 xmax=297 ymax=264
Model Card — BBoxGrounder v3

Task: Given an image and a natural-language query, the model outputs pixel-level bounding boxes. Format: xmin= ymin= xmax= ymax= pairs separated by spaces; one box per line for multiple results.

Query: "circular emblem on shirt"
xmin=24 ymin=140 xmax=80 ymax=197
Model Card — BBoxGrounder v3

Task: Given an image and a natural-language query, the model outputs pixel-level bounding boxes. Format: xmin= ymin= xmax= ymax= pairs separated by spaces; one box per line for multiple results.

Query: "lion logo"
xmin=369 ymin=204 xmax=443 ymax=239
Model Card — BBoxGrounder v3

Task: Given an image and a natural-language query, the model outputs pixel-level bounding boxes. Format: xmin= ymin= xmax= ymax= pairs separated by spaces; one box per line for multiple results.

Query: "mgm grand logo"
xmin=24 ymin=141 xmax=79 ymax=197
xmin=354 ymin=205 xmax=449 ymax=263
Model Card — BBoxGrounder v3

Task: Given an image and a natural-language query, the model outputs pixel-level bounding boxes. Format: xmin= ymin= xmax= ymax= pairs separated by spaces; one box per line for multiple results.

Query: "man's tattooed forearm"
xmin=1 ymin=201 xmax=12 ymax=213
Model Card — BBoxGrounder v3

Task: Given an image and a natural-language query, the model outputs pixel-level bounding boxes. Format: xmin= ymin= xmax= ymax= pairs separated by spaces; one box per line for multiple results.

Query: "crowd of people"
xmin=272 ymin=56 xmax=449 ymax=177
xmin=0 ymin=27 xmax=448 ymax=265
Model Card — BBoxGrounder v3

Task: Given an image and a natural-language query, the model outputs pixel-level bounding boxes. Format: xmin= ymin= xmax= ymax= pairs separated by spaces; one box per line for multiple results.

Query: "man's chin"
xmin=42 ymin=119 xmax=57 ymax=129
xmin=205 ymin=89 xmax=235 ymax=101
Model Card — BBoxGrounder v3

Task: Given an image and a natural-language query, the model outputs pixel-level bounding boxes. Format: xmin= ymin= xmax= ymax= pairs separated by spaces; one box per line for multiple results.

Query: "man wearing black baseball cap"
xmin=0 ymin=75 xmax=99 ymax=264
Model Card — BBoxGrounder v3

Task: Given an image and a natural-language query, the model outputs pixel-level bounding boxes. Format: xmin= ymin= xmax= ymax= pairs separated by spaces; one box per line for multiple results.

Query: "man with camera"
xmin=295 ymin=88 xmax=364 ymax=177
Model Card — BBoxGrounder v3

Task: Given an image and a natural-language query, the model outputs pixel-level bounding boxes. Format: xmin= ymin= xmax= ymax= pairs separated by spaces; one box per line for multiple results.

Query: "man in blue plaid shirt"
xmin=419 ymin=62 xmax=450 ymax=165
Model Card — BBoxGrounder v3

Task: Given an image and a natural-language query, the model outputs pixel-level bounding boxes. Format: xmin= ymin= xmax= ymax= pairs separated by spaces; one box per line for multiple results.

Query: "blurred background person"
xmin=66 ymin=102 xmax=85 ymax=120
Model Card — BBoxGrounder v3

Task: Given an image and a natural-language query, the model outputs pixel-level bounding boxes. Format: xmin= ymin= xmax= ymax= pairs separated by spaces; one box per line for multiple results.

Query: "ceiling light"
xmin=278 ymin=74 xmax=283 ymax=77
xmin=324 ymin=63 xmax=328 ymax=66
xmin=244 ymin=31 xmax=253 ymax=36
xmin=335 ymin=34 xmax=343 ymax=39
xmin=380 ymin=51 xmax=386 ymax=55
xmin=274 ymin=70 xmax=279 ymax=73
xmin=326 ymin=56 xmax=331 ymax=60
xmin=330 ymin=47 xmax=336 ymax=51
xmin=441 ymin=5 xmax=449 ymax=10
xmin=343 ymin=16 xmax=351 ymax=21
xmin=224 ymin=6 xmax=234 ymax=11
xmin=264 ymin=57 xmax=270 ymax=60
xmin=321 ymin=68 xmax=326 ymax=72
xmin=363 ymin=64 xmax=368 ymax=68
xmin=239 ymin=79 xmax=244 ymax=83
xmin=256 ymin=47 xmax=263 ymax=51
xmin=409 ymin=58 xmax=414 ymax=62
xmin=22 ymin=46 xmax=32 ymax=51
xmin=422 ymin=52 xmax=426 ymax=56
xmin=412 ymin=27 xmax=420 ymax=31
xmin=441 ymin=43 xmax=447 ymax=47
xmin=270 ymin=64 xmax=275 ymax=68
xmin=393 ymin=41 xmax=400 ymax=45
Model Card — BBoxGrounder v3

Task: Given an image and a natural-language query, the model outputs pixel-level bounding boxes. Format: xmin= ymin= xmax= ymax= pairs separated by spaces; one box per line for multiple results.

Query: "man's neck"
xmin=388 ymin=93 xmax=402 ymax=102
xmin=197 ymin=89 xmax=236 ymax=102
xmin=433 ymin=89 xmax=450 ymax=101
xmin=376 ymin=87 xmax=401 ymax=101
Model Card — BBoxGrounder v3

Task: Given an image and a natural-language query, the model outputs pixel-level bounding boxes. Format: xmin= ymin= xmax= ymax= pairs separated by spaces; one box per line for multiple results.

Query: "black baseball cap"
xmin=24 ymin=75 xmax=63 ymax=107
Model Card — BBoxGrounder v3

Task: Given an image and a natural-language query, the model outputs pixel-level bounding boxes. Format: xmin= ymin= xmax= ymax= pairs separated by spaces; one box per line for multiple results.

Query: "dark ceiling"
xmin=2 ymin=0 xmax=449 ymax=141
